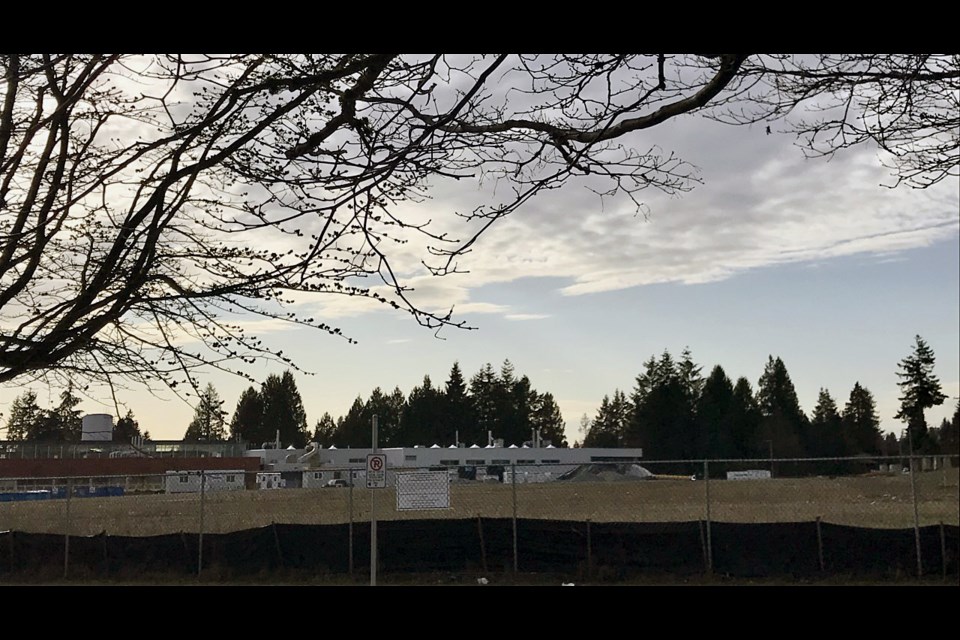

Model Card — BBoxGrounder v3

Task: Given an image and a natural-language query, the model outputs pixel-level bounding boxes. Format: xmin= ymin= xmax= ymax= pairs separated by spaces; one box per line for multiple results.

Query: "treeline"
xmin=309 ymin=361 xmax=567 ymax=450
xmin=4 ymin=338 xmax=956 ymax=465
xmin=581 ymin=340 xmax=959 ymax=470
xmin=187 ymin=361 xmax=567 ymax=449
xmin=0 ymin=361 xmax=566 ymax=449
xmin=3 ymin=383 xmax=144 ymax=443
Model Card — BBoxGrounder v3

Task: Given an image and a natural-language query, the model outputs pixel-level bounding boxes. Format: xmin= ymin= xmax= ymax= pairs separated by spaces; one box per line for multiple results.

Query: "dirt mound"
xmin=558 ymin=463 xmax=655 ymax=482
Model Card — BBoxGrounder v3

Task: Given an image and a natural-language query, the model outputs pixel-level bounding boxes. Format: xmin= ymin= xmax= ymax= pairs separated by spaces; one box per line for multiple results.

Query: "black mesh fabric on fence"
xmin=202 ymin=526 xmax=280 ymax=577
xmin=2 ymin=531 xmax=64 ymax=578
xmin=590 ymin=521 xmax=705 ymax=576
xmin=1 ymin=520 xmax=958 ymax=582
xmin=711 ymin=522 xmax=821 ymax=577
xmin=820 ymin=523 xmax=915 ymax=576
xmin=374 ymin=519 xmax=487 ymax=573
xmin=104 ymin=532 xmax=199 ymax=577
xmin=63 ymin=530 xmax=109 ymax=578
xmin=818 ymin=523 xmax=959 ymax=578
xmin=512 ymin=518 xmax=586 ymax=573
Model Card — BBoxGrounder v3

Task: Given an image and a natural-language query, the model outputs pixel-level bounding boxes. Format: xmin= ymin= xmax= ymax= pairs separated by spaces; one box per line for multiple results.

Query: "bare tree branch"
xmin=1 ymin=53 xmax=954 ymax=398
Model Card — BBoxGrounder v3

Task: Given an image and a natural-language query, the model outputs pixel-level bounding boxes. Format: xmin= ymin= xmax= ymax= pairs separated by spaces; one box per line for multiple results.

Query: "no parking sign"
xmin=366 ymin=453 xmax=386 ymax=488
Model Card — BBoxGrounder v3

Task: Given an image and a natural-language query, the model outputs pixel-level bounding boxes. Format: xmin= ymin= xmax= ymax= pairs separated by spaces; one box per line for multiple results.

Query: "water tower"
xmin=81 ymin=414 xmax=114 ymax=442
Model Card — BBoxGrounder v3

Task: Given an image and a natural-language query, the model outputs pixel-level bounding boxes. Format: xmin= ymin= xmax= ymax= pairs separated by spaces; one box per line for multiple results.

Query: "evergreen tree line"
xmin=0 ymin=361 xmax=567 ymax=449
xmin=3 ymin=382 xmax=143 ymax=443
xmin=309 ymin=360 xmax=567 ymax=449
xmin=181 ymin=361 xmax=569 ymax=449
xmin=580 ymin=337 xmax=957 ymax=473
xmin=4 ymin=337 xmax=955 ymax=464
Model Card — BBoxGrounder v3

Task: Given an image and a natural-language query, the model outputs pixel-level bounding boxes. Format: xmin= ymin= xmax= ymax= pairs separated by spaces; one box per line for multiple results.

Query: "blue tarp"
xmin=0 ymin=486 xmax=124 ymax=502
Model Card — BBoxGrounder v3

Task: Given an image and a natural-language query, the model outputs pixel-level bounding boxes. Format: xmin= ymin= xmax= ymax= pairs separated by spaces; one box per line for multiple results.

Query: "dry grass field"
xmin=1 ymin=468 xmax=956 ymax=537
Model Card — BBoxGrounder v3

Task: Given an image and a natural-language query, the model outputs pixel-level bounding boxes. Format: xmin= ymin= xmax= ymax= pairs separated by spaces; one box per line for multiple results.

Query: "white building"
xmin=244 ymin=444 xmax=643 ymax=485
xmin=256 ymin=472 xmax=286 ymax=489
xmin=164 ymin=470 xmax=246 ymax=493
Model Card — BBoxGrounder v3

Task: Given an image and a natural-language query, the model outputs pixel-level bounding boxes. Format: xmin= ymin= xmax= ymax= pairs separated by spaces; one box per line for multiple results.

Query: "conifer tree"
xmin=230 ymin=386 xmax=264 ymax=445
xmin=530 ymin=392 xmax=567 ymax=447
xmin=576 ymin=413 xmax=591 ymax=448
xmin=937 ymin=401 xmax=959 ymax=456
xmin=881 ymin=432 xmax=899 ymax=457
xmin=443 ymin=361 xmax=475 ymax=447
xmin=757 ymin=356 xmax=809 ymax=460
xmin=362 ymin=387 xmax=387 ymax=443
xmin=626 ymin=355 xmax=667 ymax=450
xmin=114 ymin=409 xmax=142 ymax=443
xmin=678 ymin=347 xmax=705 ymax=402
xmin=403 ymin=375 xmax=446 ymax=446
xmin=260 ymin=370 xmax=309 ymax=448
xmin=809 ymin=388 xmax=847 ymax=473
xmin=4 ymin=389 xmax=44 ymax=441
xmin=841 ymin=382 xmax=882 ymax=456
xmin=183 ymin=383 xmax=228 ymax=442
xmin=627 ymin=350 xmax=698 ymax=461
xmin=696 ymin=365 xmax=736 ymax=459
xmin=469 ymin=363 xmax=500 ymax=446
xmin=585 ymin=390 xmax=631 ymax=447
xmin=336 ymin=396 xmax=370 ymax=448
xmin=313 ymin=412 xmax=337 ymax=447
xmin=26 ymin=382 xmax=85 ymax=442
xmin=894 ymin=335 xmax=946 ymax=453
xmin=503 ymin=371 xmax=536 ymax=447
xmin=364 ymin=386 xmax=405 ymax=448
xmin=729 ymin=377 xmax=762 ymax=458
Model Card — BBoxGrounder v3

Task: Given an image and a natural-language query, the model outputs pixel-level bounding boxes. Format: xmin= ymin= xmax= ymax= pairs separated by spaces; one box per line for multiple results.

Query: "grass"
xmin=1 ymin=467 xmax=956 ymax=537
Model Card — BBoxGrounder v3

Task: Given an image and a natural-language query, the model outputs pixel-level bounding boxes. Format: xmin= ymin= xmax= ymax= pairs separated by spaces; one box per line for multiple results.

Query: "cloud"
xmin=437 ymin=127 xmax=959 ymax=300
xmin=455 ymin=302 xmax=510 ymax=315
xmin=505 ymin=313 xmax=551 ymax=321
xmin=208 ymin=105 xmax=959 ymax=322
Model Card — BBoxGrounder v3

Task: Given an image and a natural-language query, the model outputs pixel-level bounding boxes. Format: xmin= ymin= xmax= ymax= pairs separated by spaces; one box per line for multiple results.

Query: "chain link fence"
xmin=0 ymin=455 xmax=957 ymax=581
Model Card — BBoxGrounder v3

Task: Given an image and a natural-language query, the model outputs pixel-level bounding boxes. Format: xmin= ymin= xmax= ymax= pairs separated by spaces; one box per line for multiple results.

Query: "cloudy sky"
xmin=3 ymin=60 xmax=958 ymax=446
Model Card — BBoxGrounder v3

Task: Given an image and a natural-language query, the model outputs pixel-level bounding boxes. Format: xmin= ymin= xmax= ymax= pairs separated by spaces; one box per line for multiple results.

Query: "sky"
xmin=2 ymin=57 xmax=958 ymax=446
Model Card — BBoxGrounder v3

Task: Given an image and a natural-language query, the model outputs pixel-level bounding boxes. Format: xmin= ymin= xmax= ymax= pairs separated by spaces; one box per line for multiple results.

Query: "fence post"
xmin=102 ymin=530 xmax=109 ymax=577
xmin=703 ymin=460 xmax=712 ymax=574
xmin=272 ymin=521 xmax=284 ymax=568
xmin=198 ymin=470 xmax=206 ymax=578
xmin=698 ymin=519 xmax=708 ymax=573
xmin=511 ymin=463 xmax=518 ymax=574
xmin=180 ymin=531 xmax=191 ymax=571
xmin=816 ymin=516 xmax=825 ymax=572
xmin=7 ymin=531 xmax=13 ymax=575
xmin=348 ymin=475 xmax=354 ymax=577
xmin=908 ymin=453 xmax=922 ymax=578
xmin=63 ymin=478 xmax=72 ymax=580
xmin=940 ymin=521 xmax=947 ymax=583
xmin=477 ymin=514 xmax=487 ymax=574
xmin=586 ymin=519 xmax=592 ymax=580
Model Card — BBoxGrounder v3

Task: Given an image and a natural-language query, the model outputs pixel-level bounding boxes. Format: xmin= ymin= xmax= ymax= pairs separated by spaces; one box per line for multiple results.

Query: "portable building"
xmin=164 ymin=470 xmax=246 ymax=493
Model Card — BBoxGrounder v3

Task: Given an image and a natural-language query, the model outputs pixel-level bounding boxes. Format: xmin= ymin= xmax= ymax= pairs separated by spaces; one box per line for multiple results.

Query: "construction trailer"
xmin=256 ymin=472 xmax=286 ymax=489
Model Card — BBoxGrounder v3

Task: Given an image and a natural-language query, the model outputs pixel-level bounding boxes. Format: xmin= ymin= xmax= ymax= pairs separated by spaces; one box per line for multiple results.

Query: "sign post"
xmin=369 ymin=415 xmax=379 ymax=586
